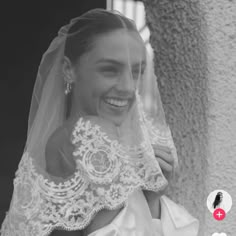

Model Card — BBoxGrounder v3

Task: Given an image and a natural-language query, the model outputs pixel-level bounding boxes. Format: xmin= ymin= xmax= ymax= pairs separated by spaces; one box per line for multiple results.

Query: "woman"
xmin=1 ymin=9 xmax=199 ymax=236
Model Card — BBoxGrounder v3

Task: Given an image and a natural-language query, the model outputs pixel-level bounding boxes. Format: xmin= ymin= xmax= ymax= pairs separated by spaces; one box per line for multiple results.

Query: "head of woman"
xmin=63 ymin=9 xmax=146 ymax=126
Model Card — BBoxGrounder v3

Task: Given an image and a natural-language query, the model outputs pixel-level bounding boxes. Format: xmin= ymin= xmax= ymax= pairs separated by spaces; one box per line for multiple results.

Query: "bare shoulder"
xmin=45 ymin=119 xmax=76 ymax=177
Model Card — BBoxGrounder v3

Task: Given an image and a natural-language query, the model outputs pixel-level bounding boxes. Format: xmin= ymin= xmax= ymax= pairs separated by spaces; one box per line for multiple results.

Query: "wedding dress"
xmin=88 ymin=189 xmax=199 ymax=236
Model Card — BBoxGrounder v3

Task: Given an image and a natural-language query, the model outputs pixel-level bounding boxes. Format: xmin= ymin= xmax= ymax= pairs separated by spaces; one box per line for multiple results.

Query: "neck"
xmin=69 ymin=99 xmax=85 ymax=121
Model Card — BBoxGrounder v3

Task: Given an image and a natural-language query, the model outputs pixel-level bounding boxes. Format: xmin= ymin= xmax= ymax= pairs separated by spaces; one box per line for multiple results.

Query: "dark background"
xmin=0 ymin=0 xmax=106 ymax=225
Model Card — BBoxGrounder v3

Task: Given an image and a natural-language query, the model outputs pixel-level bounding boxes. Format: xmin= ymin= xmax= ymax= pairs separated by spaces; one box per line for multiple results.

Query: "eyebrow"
xmin=96 ymin=58 xmax=146 ymax=68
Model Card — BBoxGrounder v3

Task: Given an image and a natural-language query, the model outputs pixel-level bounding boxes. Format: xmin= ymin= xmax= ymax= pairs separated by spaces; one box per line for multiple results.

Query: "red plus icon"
xmin=213 ymin=208 xmax=226 ymax=221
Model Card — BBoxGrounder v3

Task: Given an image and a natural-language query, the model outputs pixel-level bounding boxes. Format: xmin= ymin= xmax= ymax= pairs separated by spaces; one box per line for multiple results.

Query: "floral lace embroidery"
xmin=136 ymin=95 xmax=179 ymax=169
xmin=1 ymin=117 xmax=168 ymax=236
xmin=142 ymin=114 xmax=179 ymax=170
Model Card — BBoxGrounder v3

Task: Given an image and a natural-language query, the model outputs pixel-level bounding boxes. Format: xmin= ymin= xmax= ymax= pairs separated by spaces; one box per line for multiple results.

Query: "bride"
xmin=1 ymin=9 xmax=199 ymax=236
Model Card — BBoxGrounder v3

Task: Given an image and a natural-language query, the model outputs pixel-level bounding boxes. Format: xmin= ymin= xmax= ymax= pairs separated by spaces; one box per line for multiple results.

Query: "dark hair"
xmin=213 ymin=192 xmax=223 ymax=209
xmin=64 ymin=8 xmax=138 ymax=65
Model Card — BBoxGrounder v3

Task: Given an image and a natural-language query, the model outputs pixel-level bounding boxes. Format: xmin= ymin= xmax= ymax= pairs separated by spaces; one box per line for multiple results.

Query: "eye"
xmin=100 ymin=66 xmax=119 ymax=76
xmin=132 ymin=68 xmax=145 ymax=80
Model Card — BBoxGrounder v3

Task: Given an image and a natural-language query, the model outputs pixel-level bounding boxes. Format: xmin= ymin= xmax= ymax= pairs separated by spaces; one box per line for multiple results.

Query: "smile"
xmin=104 ymin=98 xmax=129 ymax=107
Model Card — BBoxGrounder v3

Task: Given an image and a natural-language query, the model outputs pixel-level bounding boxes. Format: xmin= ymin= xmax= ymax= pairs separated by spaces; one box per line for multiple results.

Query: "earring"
xmin=65 ymin=82 xmax=72 ymax=95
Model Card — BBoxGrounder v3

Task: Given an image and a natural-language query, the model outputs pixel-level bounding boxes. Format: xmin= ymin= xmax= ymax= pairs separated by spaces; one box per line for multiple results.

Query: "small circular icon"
xmin=206 ymin=190 xmax=232 ymax=214
xmin=213 ymin=208 xmax=226 ymax=221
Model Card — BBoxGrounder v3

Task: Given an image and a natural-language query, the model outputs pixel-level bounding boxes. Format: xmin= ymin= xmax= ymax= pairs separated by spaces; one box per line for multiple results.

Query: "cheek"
xmin=91 ymin=75 xmax=117 ymax=98
xmin=75 ymin=71 xmax=117 ymax=108
xmin=76 ymin=79 xmax=108 ymax=109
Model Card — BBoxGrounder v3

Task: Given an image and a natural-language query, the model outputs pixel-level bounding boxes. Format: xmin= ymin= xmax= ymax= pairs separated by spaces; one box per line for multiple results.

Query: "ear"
xmin=62 ymin=56 xmax=75 ymax=83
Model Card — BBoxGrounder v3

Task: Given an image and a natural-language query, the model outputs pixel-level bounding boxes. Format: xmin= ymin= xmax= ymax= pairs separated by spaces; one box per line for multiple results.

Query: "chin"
xmin=98 ymin=103 xmax=129 ymax=127
xmin=105 ymin=115 xmax=125 ymax=127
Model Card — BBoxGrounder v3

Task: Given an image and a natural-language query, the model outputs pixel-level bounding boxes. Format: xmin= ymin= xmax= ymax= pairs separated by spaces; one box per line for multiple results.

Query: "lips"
xmin=104 ymin=98 xmax=129 ymax=107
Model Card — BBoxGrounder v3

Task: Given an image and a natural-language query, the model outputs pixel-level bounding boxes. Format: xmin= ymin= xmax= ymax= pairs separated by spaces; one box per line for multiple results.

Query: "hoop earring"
xmin=65 ymin=82 xmax=72 ymax=95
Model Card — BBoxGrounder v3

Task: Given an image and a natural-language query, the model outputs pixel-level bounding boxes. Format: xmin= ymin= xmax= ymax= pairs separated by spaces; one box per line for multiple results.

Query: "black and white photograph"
xmin=1 ymin=1 xmax=235 ymax=236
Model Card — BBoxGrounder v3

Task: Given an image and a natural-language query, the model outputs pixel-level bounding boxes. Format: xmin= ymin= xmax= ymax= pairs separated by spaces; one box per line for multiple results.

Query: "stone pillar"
xmin=143 ymin=0 xmax=236 ymax=235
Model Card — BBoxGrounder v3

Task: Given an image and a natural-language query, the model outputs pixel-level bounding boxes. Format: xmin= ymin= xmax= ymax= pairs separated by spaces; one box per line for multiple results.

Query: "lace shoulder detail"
xmin=141 ymin=111 xmax=179 ymax=170
xmin=136 ymin=94 xmax=179 ymax=170
xmin=1 ymin=118 xmax=167 ymax=236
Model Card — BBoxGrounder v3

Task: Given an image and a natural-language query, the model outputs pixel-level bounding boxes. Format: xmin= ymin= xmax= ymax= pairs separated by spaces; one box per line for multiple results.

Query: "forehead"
xmin=83 ymin=29 xmax=146 ymax=66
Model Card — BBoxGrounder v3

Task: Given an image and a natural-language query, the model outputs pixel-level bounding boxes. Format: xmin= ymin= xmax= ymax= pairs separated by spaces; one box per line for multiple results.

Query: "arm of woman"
xmin=144 ymin=145 xmax=199 ymax=236
xmin=143 ymin=144 xmax=175 ymax=220
xmin=152 ymin=144 xmax=175 ymax=182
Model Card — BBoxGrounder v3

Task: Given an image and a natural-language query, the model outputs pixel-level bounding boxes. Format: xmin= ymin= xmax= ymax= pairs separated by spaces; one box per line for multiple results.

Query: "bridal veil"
xmin=1 ymin=9 xmax=178 ymax=235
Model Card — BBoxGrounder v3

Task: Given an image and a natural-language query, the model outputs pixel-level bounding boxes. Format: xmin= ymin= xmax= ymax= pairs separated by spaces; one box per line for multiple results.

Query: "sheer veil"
xmin=1 ymin=9 xmax=178 ymax=236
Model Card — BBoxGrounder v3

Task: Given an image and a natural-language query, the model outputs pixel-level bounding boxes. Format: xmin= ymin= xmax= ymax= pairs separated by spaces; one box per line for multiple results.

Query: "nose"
xmin=116 ymin=69 xmax=135 ymax=93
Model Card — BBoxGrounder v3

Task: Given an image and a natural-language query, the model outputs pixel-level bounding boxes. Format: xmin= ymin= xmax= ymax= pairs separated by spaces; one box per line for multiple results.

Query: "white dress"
xmin=88 ymin=190 xmax=199 ymax=236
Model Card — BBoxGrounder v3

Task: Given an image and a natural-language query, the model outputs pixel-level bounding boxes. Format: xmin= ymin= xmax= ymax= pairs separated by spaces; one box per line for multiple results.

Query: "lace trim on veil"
xmin=1 ymin=114 xmax=170 ymax=236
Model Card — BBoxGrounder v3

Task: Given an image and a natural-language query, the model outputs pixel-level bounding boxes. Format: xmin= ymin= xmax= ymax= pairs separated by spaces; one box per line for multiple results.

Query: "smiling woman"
xmin=64 ymin=29 xmax=145 ymax=126
xmin=63 ymin=14 xmax=146 ymax=127
xmin=1 ymin=8 xmax=199 ymax=236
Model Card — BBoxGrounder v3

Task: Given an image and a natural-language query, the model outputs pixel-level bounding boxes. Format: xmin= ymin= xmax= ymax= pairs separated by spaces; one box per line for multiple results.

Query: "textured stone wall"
xmin=202 ymin=0 xmax=236 ymax=235
xmin=143 ymin=0 xmax=236 ymax=235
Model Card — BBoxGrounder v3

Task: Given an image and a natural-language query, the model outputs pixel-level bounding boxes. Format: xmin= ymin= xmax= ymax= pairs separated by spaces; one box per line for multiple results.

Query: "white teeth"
xmin=105 ymin=98 xmax=128 ymax=107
